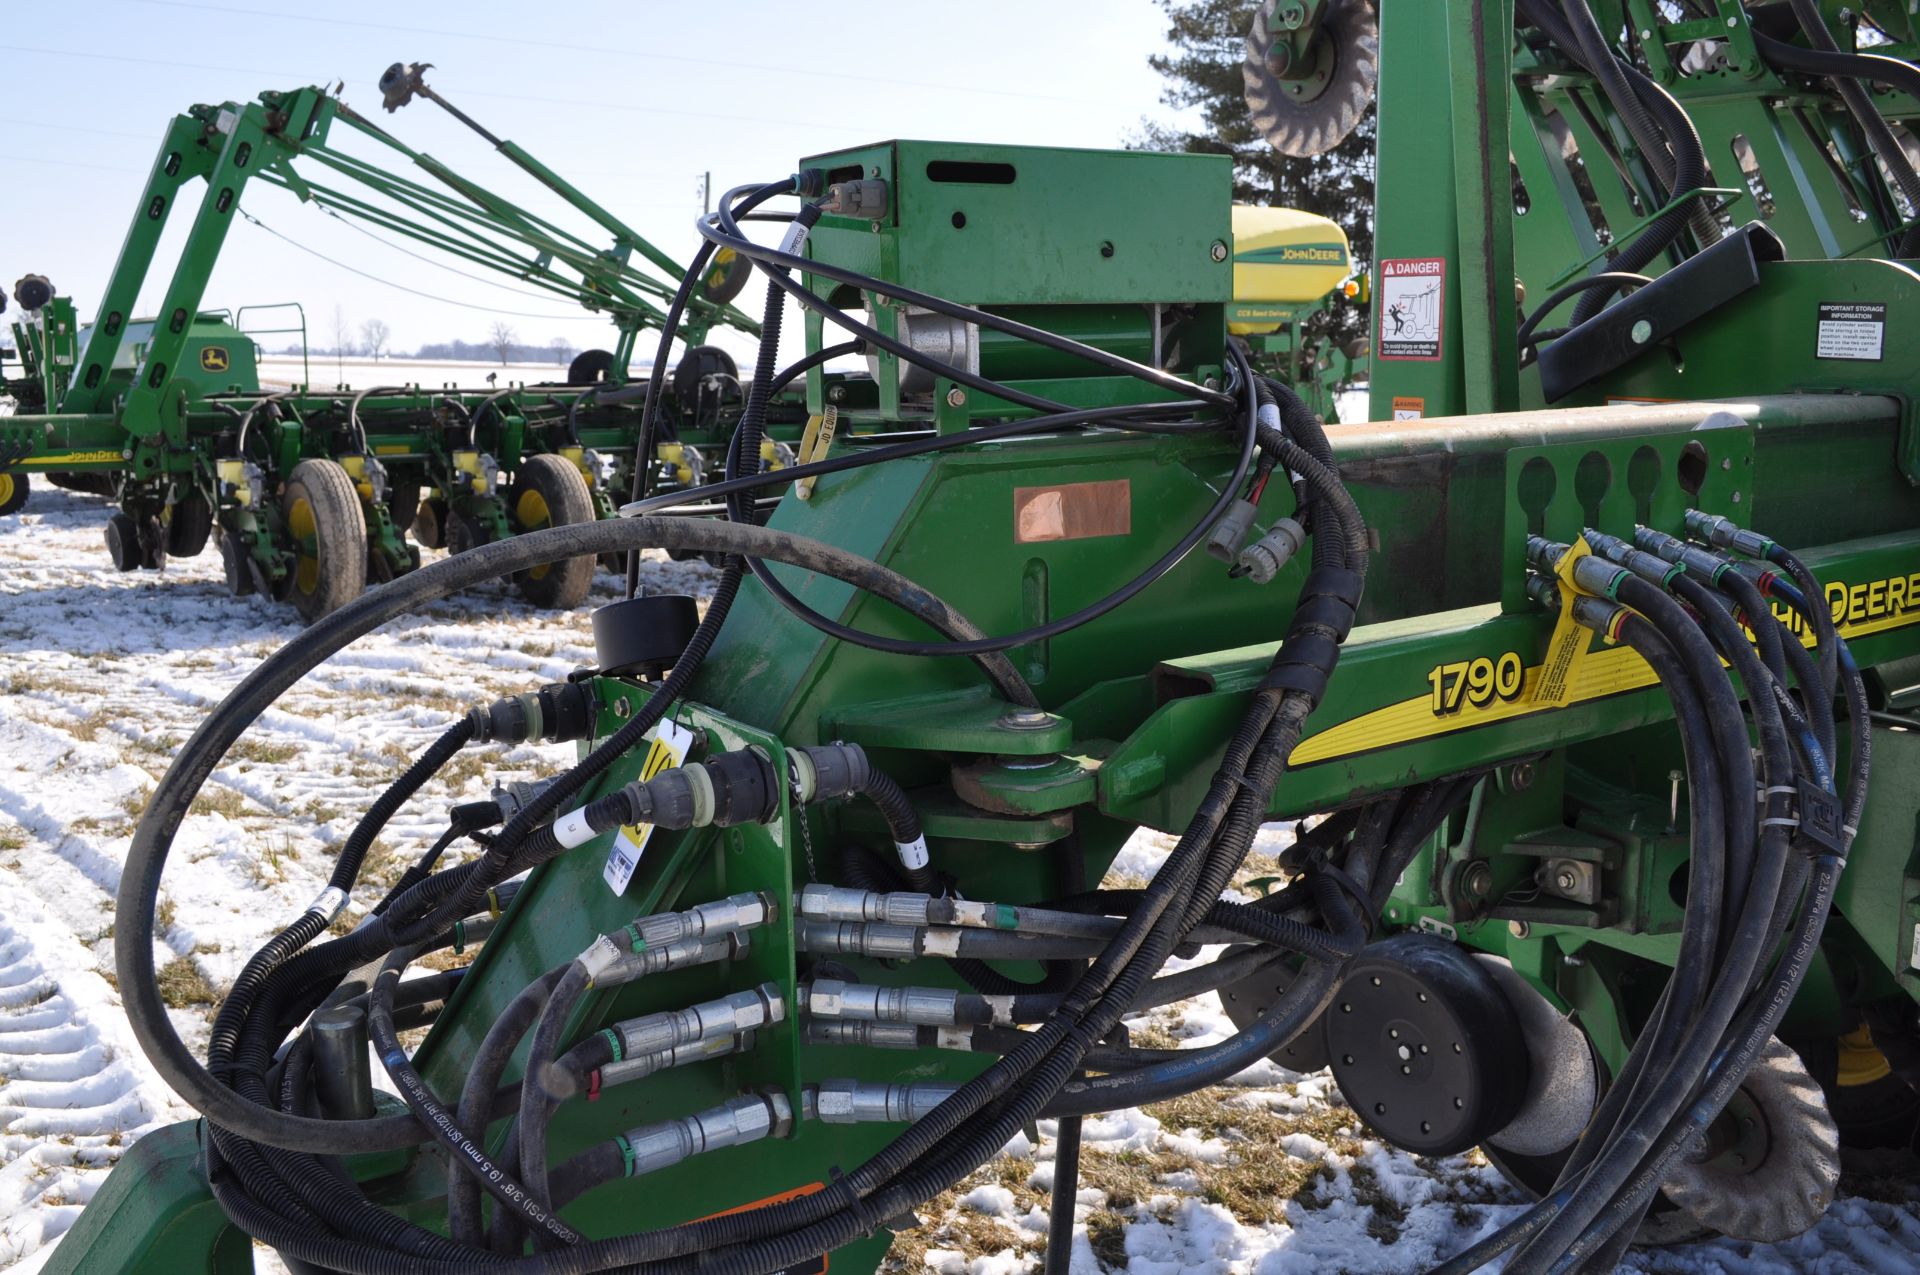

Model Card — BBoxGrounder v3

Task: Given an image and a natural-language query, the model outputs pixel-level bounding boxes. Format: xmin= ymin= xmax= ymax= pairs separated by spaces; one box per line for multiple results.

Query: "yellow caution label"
xmin=14 ymin=451 xmax=123 ymax=467
xmin=1532 ymin=537 xmax=1596 ymax=708
xmin=602 ymin=719 xmax=695 ymax=896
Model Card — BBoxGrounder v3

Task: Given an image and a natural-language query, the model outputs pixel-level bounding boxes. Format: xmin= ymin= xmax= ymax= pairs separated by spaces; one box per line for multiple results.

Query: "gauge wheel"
xmin=508 ymin=454 xmax=596 ymax=610
xmin=166 ymin=490 xmax=214 ymax=558
xmin=280 ymin=458 xmax=368 ymax=622
xmin=0 ymin=470 xmax=27 ymax=516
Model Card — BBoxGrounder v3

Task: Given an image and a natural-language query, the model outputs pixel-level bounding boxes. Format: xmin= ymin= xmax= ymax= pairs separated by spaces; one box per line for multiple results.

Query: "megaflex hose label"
xmin=1376 ymin=258 xmax=1446 ymax=361
xmin=603 ymin=719 xmax=696 ymax=896
xmin=1289 ymin=559 xmax=1920 ymax=768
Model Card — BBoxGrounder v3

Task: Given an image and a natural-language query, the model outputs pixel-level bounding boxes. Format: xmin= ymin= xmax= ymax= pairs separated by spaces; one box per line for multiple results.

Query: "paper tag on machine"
xmin=603 ymin=719 xmax=697 ymax=896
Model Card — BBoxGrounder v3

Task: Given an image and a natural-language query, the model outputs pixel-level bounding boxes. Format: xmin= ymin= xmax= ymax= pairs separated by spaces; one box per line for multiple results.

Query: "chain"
xmin=791 ymin=776 xmax=820 ymax=883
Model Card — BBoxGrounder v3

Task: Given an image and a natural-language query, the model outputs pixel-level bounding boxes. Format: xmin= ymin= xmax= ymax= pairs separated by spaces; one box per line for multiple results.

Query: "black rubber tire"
xmin=508 ymin=454 xmax=595 ymax=609
xmin=567 ymin=348 xmax=615 ymax=387
xmin=387 ymin=482 xmax=422 ymax=537
xmin=166 ymin=491 xmax=214 ymax=558
xmin=217 ymin=528 xmax=257 ymax=597
xmin=411 ymin=496 xmax=449 ymax=551
xmin=0 ymin=470 xmax=27 ymax=516
xmin=48 ymin=472 xmax=118 ymax=497
xmin=280 ymin=458 xmax=367 ymax=622
xmin=105 ymin=512 xmax=142 ymax=571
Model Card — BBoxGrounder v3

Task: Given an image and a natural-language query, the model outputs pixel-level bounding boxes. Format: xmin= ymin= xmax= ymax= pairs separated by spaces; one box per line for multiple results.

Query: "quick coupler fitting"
xmin=1524 ymin=575 xmax=1560 ymax=612
xmin=788 ymin=743 xmax=872 ymax=804
xmin=627 ymin=891 xmax=778 ymax=952
xmin=1685 ymin=510 xmax=1775 ymax=559
xmin=615 ymin=1092 xmax=794 ymax=1178
xmin=1581 ymin=528 xmax=1682 ymax=587
xmin=796 ymin=884 xmax=935 ymax=928
xmin=1206 ymin=498 xmax=1262 ymax=563
xmin=805 ymin=1079 xmax=958 ymax=1125
xmin=1523 ymin=574 xmax=1625 ymax=636
xmin=1234 ymin=517 xmax=1307 ymax=584
xmin=796 ymin=917 xmax=921 ymax=959
xmin=552 ymin=749 xmax=780 ymax=849
xmin=804 ymin=1020 xmax=925 ymax=1050
xmin=1526 ymin=536 xmax=1630 ymax=598
xmin=1634 ymin=526 xmax=1732 ymax=582
xmin=589 ymin=930 xmax=748 ymax=989
xmin=467 ymin=681 xmax=597 ymax=746
xmin=806 ymin=978 xmax=959 ymax=1026
xmin=598 ymin=1031 xmax=749 ymax=1091
xmin=614 ymin=983 xmax=786 ymax=1059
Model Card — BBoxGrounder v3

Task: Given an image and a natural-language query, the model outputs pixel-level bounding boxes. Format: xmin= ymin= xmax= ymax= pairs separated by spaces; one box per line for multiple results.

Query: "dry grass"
xmin=228 ymin=737 xmax=301 ymax=765
xmin=156 ymin=957 xmax=216 ymax=1009
xmin=0 ymin=824 xmax=29 ymax=852
xmin=190 ymin=786 xmax=249 ymax=819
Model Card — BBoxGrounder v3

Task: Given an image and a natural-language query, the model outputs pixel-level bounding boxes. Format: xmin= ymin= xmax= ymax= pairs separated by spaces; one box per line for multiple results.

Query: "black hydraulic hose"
xmin=1764 ymin=544 xmax=1842 ymax=703
xmin=627 ymin=397 xmax=1217 ymax=517
xmin=706 ymin=189 xmax=1237 ymax=414
xmin=663 ymin=353 xmax=1258 ymax=662
xmin=1559 ymin=856 xmax=1842 ymax=1265
xmin=1521 ymin=0 xmax=1714 ymax=321
xmin=848 ymin=763 xmax=933 ymax=893
xmin=1714 ymin=566 xmax=1837 ymax=771
xmin=1770 ymin=4 xmax=1920 ymax=256
xmin=1540 ymin=610 xmax=1726 ymax=1193
xmin=119 ymin=515 xmax=1045 ymax=1156
xmin=449 ymin=965 xmax=568 ymax=1246
xmin=1515 ymin=272 xmax=1652 ymax=352
xmin=1612 ymin=573 xmax=1760 ymax=929
xmin=625 ymin=178 xmax=790 ymax=596
xmin=518 ymin=963 xmax=593 ymax=1232
xmin=367 ymin=945 xmax=583 ymax=1247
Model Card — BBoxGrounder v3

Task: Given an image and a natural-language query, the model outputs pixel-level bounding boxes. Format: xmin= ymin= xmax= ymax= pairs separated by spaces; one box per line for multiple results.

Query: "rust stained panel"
xmin=1013 ymin=479 xmax=1132 ymax=544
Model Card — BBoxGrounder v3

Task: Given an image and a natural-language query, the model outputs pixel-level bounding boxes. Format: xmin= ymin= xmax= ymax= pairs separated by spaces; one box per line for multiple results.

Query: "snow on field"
xmin=257 ymin=354 xmax=586 ymax=393
xmin=2 ymin=485 xmax=1918 ymax=1272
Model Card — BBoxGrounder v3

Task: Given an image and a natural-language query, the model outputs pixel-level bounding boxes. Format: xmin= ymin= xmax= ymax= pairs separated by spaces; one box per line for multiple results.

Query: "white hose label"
xmin=553 ymin=808 xmax=597 ymax=850
xmin=604 ymin=720 xmax=696 ymax=897
xmin=304 ymin=886 xmax=349 ymax=923
xmin=579 ymin=934 xmax=625 ymax=983
xmin=895 ymin=836 xmax=930 ymax=871
xmin=779 ymin=221 xmax=811 ymax=257
xmin=922 ymin=928 xmax=961 ymax=958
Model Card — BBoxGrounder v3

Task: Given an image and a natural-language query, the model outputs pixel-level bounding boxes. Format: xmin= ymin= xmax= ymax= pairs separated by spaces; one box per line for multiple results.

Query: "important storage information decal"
xmin=1815 ymin=301 xmax=1885 ymax=361
xmin=1377 ymin=258 xmax=1446 ymax=360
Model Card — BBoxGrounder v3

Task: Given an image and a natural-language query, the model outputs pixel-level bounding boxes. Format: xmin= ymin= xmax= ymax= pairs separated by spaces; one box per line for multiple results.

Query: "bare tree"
xmin=361 ymin=318 xmax=392 ymax=362
xmin=329 ymin=305 xmax=352 ymax=381
xmin=548 ymin=335 xmax=571 ymax=365
xmin=487 ymin=321 xmax=517 ymax=365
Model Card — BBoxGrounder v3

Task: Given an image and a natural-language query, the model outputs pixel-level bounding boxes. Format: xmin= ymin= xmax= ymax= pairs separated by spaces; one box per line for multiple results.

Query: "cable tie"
xmin=1764 ymin=785 xmax=1797 ymax=797
xmin=1759 ymin=816 xmax=1800 ymax=829
xmin=617 ymin=1133 xmax=635 ymax=1176
xmin=588 ymin=1069 xmax=602 ymax=1102
xmin=1842 ymin=823 xmax=1858 ymax=838
xmin=452 ymin=920 xmax=466 ymax=956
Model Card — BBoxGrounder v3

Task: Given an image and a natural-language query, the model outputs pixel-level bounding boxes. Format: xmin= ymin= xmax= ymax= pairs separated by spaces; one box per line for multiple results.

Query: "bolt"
xmin=1727 ymin=15 xmax=1739 ymax=27
xmin=1731 ymin=490 xmax=1742 ymax=504
xmin=1563 ymin=952 xmax=1585 ymax=967
xmin=828 ymin=385 xmax=846 ymax=403
xmin=945 ymin=387 xmax=967 ymax=409
xmin=1210 ymin=240 xmax=1229 ymax=262
xmin=612 ymin=698 xmax=631 ymax=719
xmin=1639 ymin=28 xmax=1652 ymax=40
xmin=1508 ymin=920 xmax=1532 ymax=940
xmin=995 ymin=708 xmax=1055 ymax=731
xmin=1554 ymin=867 xmax=1579 ymax=893
xmin=1397 ymin=1044 xmax=1412 ymax=1061
xmin=1630 ymin=318 xmax=1654 ymax=344
xmin=1508 ymin=761 xmax=1535 ymax=790
xmin=1461 ymin=861 xmax=1492 ymax=900
xmin=1721 ymin=456 xmax=1732 ymax=470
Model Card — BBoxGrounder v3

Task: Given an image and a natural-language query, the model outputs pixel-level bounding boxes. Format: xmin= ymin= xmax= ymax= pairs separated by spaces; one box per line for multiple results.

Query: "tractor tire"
xmin=567 ymin=348 xmax=616 ymax=387
xmin=0 ymin=470 xmax=27 ymax=516
xmin=281 ymin=458 xmax=367 ymax=622
xmin=166 ymin=491 xmax=214 ymax=558
xmin=508 ymin=453 xmax=595 ymax=610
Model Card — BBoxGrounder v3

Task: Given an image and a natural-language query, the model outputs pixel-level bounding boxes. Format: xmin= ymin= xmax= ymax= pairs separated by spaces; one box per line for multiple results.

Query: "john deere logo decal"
xmin=200 ymin=346 xmax=230 ymax=373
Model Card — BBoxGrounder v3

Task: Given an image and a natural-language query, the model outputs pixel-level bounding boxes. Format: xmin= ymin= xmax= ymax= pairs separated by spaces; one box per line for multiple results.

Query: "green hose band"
xmin=617 ymin=1134 xmax=636 ymax=1177
xmin=1604 ymin=572 xmax=1627 ymax=600
xmin=452 ymin=920 xmax=466 ymax=955
xmin=600 ymin=1027 xmax=623 ymax=1063
xmin=994 ymin=904 xmax=1018 ymax=930
xmin=625 ymin=923 xmax=646 ymax=953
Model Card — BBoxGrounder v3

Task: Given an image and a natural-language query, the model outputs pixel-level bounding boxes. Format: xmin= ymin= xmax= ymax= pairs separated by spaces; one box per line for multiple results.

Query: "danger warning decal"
xmin=1376 ymin=258 xmax=1445 ymax=361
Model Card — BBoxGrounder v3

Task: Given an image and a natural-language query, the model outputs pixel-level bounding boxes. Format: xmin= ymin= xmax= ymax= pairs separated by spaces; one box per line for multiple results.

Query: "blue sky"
xmin=0 ymin=0 xmax=1192 ymax=368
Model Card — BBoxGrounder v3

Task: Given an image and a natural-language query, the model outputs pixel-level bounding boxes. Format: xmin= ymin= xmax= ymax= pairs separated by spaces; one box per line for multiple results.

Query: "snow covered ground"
xmin=2 ymin=485 xmax=1917 ymax=1273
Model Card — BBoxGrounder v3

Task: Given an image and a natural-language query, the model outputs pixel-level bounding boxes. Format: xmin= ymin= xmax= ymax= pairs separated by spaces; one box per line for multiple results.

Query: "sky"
xmin=0 ymin=0 xmax=1195 ymax=373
